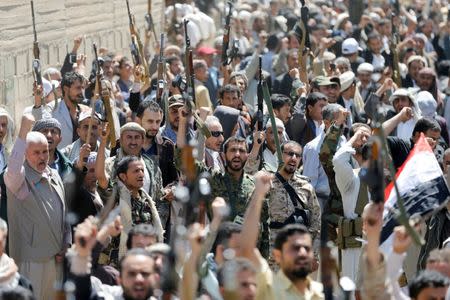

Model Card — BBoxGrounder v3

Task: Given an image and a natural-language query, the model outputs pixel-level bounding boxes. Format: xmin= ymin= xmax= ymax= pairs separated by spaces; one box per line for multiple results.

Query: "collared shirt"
xmin=312 ymin=120 xmax=325 ymax=137
xmin=256 ymin=257 xmax=324 ymax=300
xmin=49 ymin=152 xmax=61 ymax=176
xmin=342 ymin=96 xmax=354 ymax=127
xmin=205 ymin=148 xmax=224 ymax=173
xmin=263 ymin=148 xmax=278 ymax=172
xmin=302 ymin=131 xmax=330 ymax=198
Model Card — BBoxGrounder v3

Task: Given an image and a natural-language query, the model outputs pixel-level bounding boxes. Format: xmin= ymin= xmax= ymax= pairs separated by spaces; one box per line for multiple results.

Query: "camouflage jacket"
xmin=319 ymin=124 xmax=345 ymax=234
xmin=268 ymin=172 xmax=321 ymax=256
xmin=97 ymin=182 xmax=164 ymax=268
xmin=104 ymin=149 xmax=169 ymax=230
xmin=174 ymin=148 xmax=270 ymax=257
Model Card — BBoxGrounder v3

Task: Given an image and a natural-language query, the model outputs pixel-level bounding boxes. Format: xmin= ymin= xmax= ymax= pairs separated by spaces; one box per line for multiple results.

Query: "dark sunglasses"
xmin=210 ymin=131 xmax=224 ymax=137
xmin=283 ymin=151 xmax=301 ymax=158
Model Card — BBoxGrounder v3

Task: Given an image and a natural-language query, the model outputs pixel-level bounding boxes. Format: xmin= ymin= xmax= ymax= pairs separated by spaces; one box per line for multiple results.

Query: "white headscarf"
xmin=0 ymin=107 xmax=15 ymax=157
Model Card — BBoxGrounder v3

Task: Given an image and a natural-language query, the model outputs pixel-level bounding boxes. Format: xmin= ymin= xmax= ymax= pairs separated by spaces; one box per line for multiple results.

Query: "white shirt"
xmin=263 ymin=148 xmax=278 ymax=172
xmin=396 ymin=118 xmax=416 ymax=141
xmin=372 ymin=54 xmax=385 ymax=70
xmin=342 ymin=97 xmax=354 ymax=126
xmin=313 ymin=120 xmax=325 ymax=137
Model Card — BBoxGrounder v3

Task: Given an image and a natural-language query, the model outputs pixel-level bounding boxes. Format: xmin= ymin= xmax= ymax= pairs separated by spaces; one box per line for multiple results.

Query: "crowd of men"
xmin=0 ymin=0 xmax=450 ymax=299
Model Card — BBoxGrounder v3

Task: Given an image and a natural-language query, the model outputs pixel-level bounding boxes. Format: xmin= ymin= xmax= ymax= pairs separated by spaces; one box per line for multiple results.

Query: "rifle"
xmin=145 ymin=0 xmax=158 ymax=43
xmin=86 ymin=43 xmax=101 ymax=147
xmin=126 ymin=0 xmax=150 ymax=86
xmin=156 ymin=34 xmax=165 ymax=105
xmin=390 ymin=13 xmax=402 ymax=88
xmin=183 ymin=20 xmax=209 ymax=137
xmin=296 ymin=0 xmax=313 ymax=72
xmin=221 ymin=1 xmax=233 ymax=66
xmin=30 ymin=0 xmax=44 ymax=105
xmin=257 ymin=57 xmax=264 ymax=130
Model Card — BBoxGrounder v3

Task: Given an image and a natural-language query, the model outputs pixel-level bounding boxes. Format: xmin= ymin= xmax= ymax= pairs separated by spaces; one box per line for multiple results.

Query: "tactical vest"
xmin=336 ymin=175 xmax=369 ymax=250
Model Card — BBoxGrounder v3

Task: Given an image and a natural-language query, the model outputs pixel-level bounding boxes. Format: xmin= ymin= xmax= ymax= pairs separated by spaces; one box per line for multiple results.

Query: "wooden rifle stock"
xmin=126 ymin=0 xmax=150 ymax=85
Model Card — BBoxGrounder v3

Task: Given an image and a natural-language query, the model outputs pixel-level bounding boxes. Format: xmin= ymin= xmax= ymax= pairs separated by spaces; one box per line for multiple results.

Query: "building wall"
xmin=0 ymin=0 xmax=165 ymax=126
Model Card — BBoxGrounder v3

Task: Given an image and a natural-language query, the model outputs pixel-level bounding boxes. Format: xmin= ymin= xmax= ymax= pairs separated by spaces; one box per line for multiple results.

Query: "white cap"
xmin=342 ymin=38 xmax=362 ymax=55
xmin=339 ymin=71 xmax=356 ymax=92
xmin=416 ymin=91 xmax=437 ymax=118
xmin=357 ymin=63 xmax=374 ymax=74
xmin=323 ymin=51 xmax=336 ymax=61
xmin=266 ymin=117 xmax=285 ymax=130
xmin=42 ymin=78 xmax=52 ymax=97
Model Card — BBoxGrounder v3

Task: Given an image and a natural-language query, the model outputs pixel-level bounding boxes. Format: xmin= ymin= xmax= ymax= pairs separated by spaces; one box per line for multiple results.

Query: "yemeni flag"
xmin=380 ymin=134 xmax=450 ymax=251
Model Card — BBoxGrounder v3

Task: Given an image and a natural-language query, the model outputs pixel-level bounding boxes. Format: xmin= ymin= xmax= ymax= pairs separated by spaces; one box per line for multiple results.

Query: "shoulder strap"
xmin=355 ymin=171 xmax=369 ymax=215
xmin=275 ymin=172 xmax=307 ymax=210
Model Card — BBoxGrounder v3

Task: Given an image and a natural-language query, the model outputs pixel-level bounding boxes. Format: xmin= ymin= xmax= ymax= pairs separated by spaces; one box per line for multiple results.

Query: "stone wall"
xmin=0 ymin=0 xmax=165 ymax=126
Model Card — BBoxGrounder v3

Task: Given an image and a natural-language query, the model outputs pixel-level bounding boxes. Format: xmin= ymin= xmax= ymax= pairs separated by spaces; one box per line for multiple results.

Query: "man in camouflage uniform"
xmin=96 ymin=122 xmax=168 ymax=235
xmin=319 ymin=119 xmax=346 ymax=243
xmin=175 ymin=111 xmax=270 ymax=256
xmin=97 ymin=156 xmax=164 ymax=268
xmin=267 ymin=140 xmax=321 ymax=267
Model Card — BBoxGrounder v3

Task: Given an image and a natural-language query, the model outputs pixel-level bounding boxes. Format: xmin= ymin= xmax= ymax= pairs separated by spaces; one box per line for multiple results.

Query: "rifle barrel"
xmin=30 ymin=1 xmax=37 ymax=41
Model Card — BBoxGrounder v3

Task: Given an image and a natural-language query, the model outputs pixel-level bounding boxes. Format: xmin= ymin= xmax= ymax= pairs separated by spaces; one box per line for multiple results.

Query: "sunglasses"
xmin=210 ymin=131 xmax=224 ymax=137
xmin=283 ymin=151 xmax=301 ymax=158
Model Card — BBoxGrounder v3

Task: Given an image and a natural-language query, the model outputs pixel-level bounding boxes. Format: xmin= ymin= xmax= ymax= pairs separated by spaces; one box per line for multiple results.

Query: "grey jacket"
xmin=5 ymin=138 xmax=69 ymax=263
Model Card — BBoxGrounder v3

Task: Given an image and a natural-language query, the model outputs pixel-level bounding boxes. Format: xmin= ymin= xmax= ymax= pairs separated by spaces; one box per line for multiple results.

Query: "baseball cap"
xmin=197 ymin=46 xmax=217 ymax=56
xmin=168 ymin=95 xmax=184 ymax=108
xmin=312 ymin=75 xmax=338 ymax=87
xmin=342 ymin=38 xmax=363 ymax=55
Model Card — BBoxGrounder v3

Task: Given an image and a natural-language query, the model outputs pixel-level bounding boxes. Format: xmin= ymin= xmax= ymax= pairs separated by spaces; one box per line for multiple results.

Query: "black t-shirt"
xmin=386 ymin=136 xmax=413 ymax=170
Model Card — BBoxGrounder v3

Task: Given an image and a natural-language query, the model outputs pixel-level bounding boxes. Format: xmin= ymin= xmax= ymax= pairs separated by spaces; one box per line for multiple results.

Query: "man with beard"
xmin=5 ymin=114 xmax=70 ymax=300
xmin=69 ymin=217 xmax=159 ymax=300
xmin=267 ymin=141 xmax=321 ymax=269
xmin=161 ymin=95 xmax=195 ymax=144
xmin=135 ymin=100 xmax=177 ymax=187
xmin=332 ymin=123 xmax=372 ymax=290
xmin=246 ymin=118 xmax=285 ymax=173
xmin=203 ymin=116 xmax=225 ymax=173
xmin=96 ymin=122 xmax=168 ymax=240
xmin=62 ymin=110 xmax=108 ymax=162
xmin=238 ymin=170 xmax=324 ymax=299
xmin=31 ymin=118 xmax=73 ymax=180
xmin=176 ymin=116 xmax=270 ymax=256
xmin=97 ymin=156 xmax=163 ymax=268
xmin=32 ymin=71 xmax=89 ymax=149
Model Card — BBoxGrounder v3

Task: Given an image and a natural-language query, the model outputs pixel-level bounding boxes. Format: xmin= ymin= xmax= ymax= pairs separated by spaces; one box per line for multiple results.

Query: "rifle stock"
xmin=126 ymin=0 xmax=150 ymax=85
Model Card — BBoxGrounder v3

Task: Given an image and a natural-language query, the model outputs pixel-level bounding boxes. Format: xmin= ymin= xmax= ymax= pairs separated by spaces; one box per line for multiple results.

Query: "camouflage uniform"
xmin=319 ymin=123 xmax=344 ymax=242
xmin=267 ymin=172 xmax=321 ymax=267
xmin=97 ymin=185 xmax=163 ymax=268
xmin=105 ymin=149 xmax=169 ymax=231
xmin=175 ymin=149 xmax=271 ymax=257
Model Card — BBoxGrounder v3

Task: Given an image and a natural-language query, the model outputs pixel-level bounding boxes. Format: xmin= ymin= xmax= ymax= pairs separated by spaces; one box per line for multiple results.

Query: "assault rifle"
xmin=31 ymin=0 xmax=44 ymax=105
xmin=221 ymin=2 xmax=233 ymax=66
xmin=156 ymin=33 xmax=165 ymax=104
xmin=183 ymin=19 xmax=210 ymax=138
xmin=145 ymin=0 xmax=158 ymax=42
xmin=390 ymin=13 xmax=402 ymax=88
xmin=126 ymin=0 xmax=150 ymax=86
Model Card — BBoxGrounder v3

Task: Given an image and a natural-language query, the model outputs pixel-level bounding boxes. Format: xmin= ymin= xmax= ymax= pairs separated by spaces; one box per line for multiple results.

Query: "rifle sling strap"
xmin=275 ymin=172 xmax=307 ymax=210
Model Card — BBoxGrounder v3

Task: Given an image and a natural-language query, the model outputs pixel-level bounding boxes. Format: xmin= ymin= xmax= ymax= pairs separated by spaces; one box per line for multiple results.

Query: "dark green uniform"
xmin=319 ymin=123 xmax=344 ymax=242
